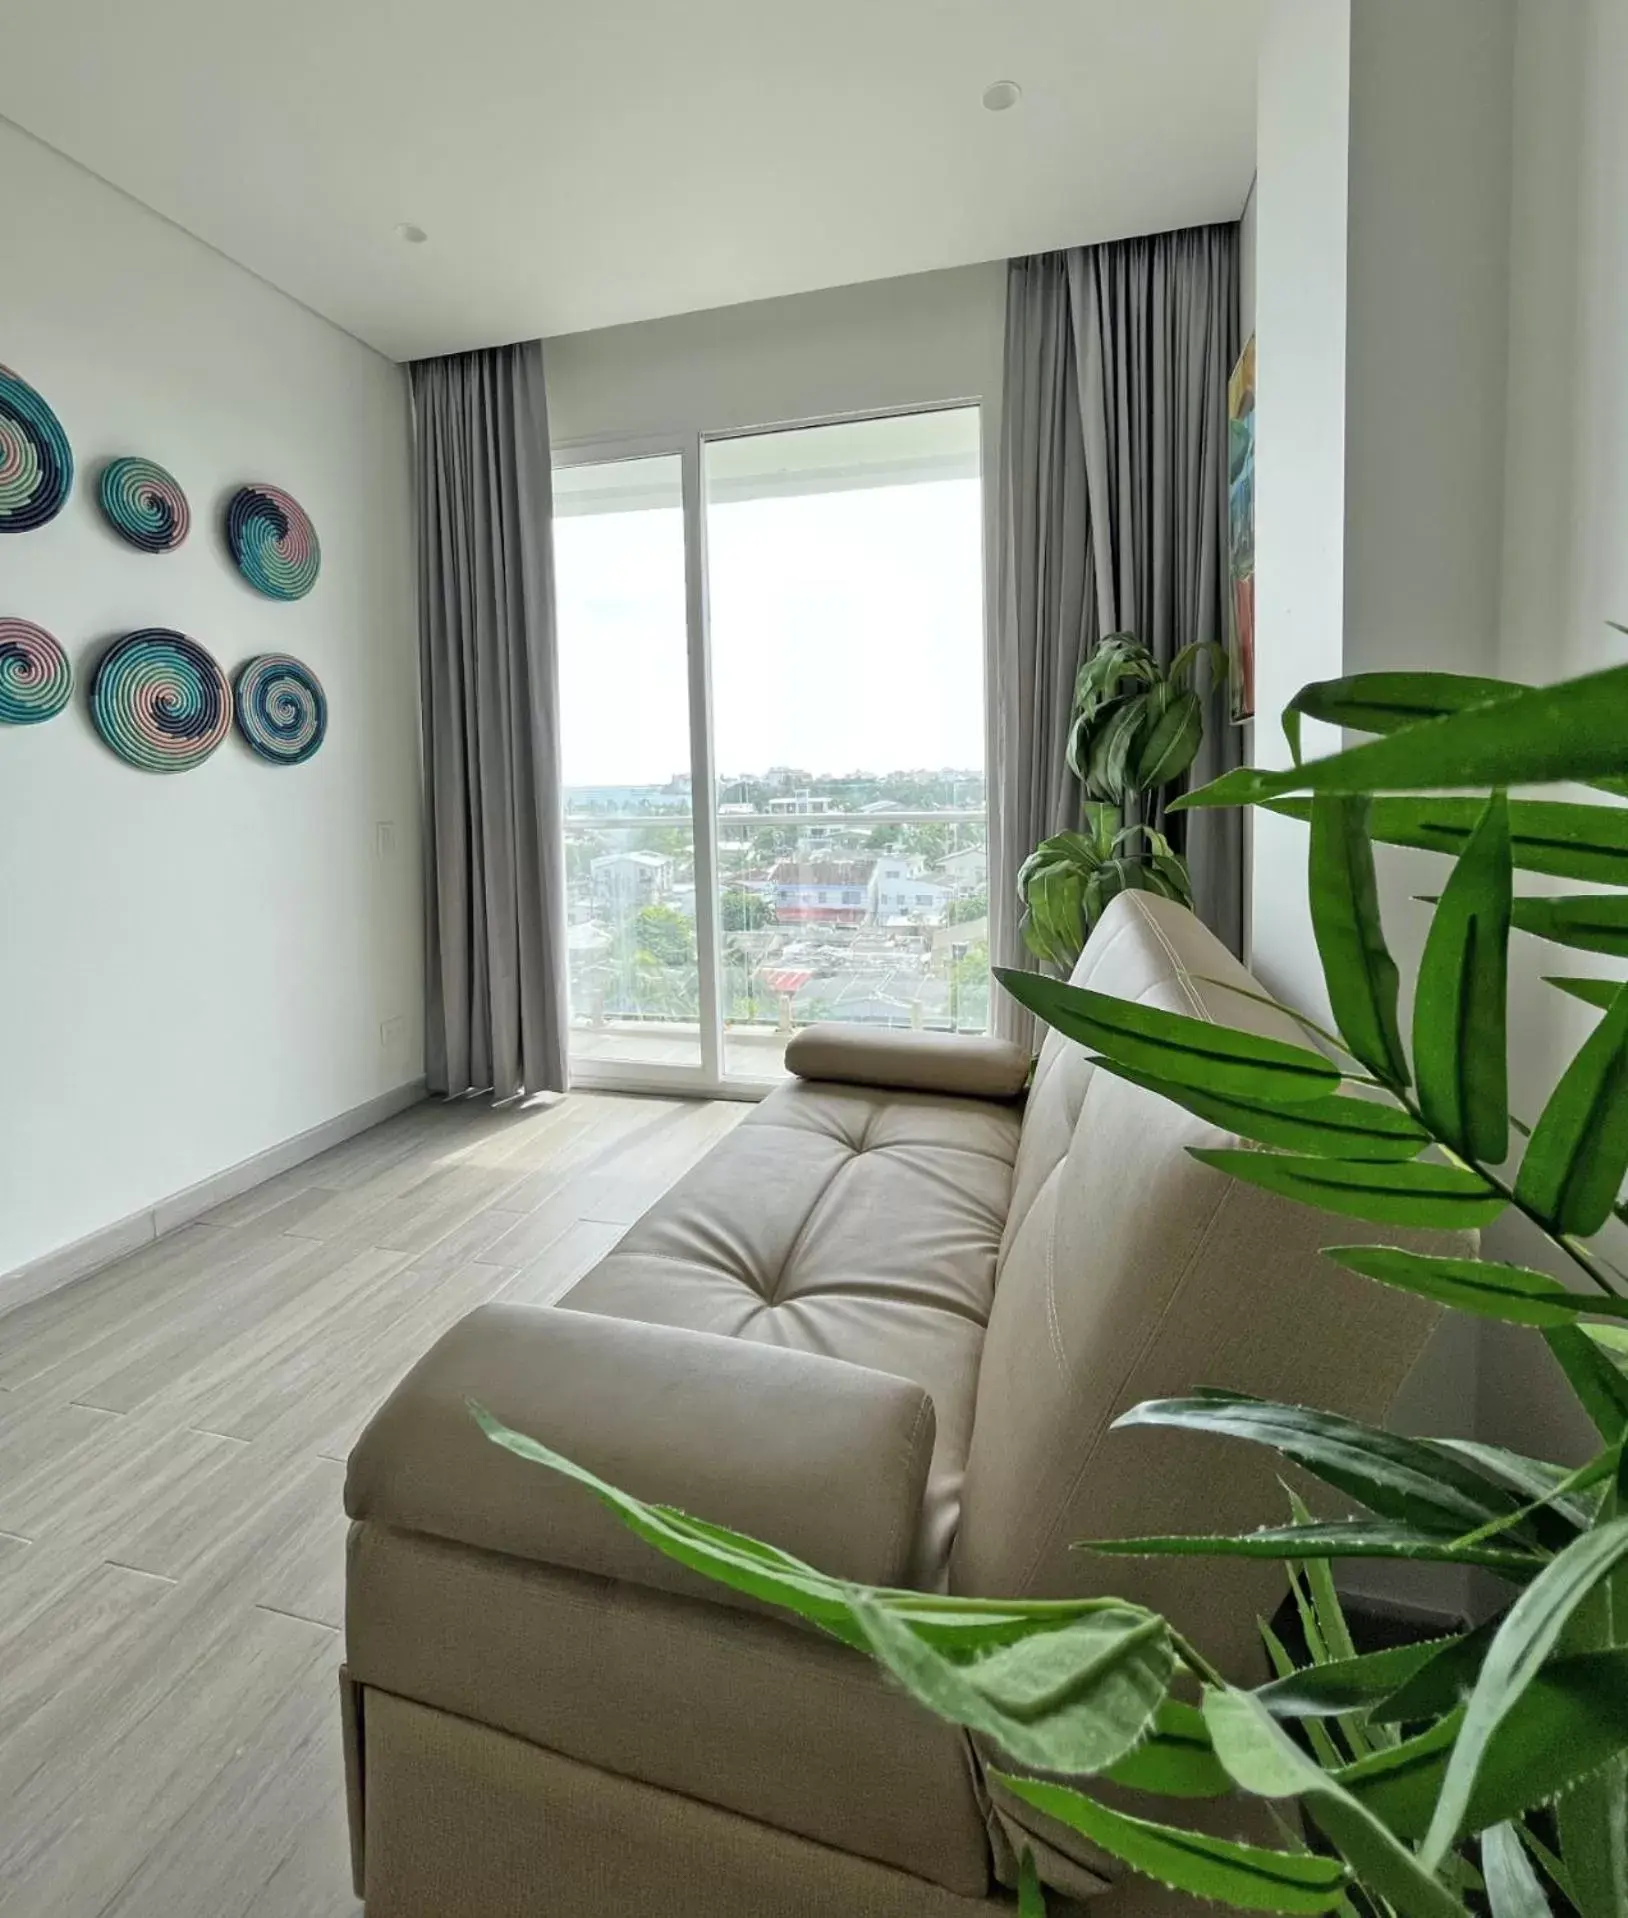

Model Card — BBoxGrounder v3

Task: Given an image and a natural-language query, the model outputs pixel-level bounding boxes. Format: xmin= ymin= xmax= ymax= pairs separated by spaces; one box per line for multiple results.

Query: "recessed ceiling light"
xmin=395 ymin=223 xmax=429 ymax=245
xmin=982 ymin=80 xmax=1022 ymax=113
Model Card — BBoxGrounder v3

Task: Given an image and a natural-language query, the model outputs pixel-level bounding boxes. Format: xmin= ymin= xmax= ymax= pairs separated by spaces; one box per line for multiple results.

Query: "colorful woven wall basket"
xmin=0 ymin=364 xmax=74 ymax=533
xmin=91 ymin=629 xmax=232 ymax=773
xmin=234 ymin=653 xmax=327 ymax=765
xmin=99 ymin=456 xmax=191 ymax=552
xmin=226 ymin=484 xmax=320 ymax=599
xmin=0 ymin=618 xmax=73 ymax=725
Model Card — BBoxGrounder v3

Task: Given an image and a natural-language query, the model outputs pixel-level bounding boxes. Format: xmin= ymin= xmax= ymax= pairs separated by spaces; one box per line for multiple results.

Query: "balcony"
xmin=566 ymin=805 xmax=990 ymax=1085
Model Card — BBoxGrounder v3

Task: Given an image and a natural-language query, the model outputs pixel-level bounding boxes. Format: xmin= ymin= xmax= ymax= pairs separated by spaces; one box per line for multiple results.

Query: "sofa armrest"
xmin=785 ymin=1023 xmax=1031 ymax=1100
xmin=346 ymin=1303 xmax=936 ymax=1599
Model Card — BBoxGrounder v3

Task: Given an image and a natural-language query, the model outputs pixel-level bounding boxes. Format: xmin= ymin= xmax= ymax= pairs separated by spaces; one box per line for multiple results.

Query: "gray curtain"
xmin=992 ymin=225 xmax=1241 ymax=1038
xmin=410 ymin=341 xmax=568 ymax=1102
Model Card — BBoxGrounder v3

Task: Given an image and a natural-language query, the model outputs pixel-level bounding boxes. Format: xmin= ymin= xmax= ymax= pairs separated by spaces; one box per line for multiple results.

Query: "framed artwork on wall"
xmin=1227 ymin=334 xmax=1256 ymax=722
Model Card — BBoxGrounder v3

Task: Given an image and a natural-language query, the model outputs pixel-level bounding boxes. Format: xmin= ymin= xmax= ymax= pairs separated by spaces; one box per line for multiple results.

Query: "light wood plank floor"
xmin=0 ymin=1089 xmax=746 ymax=1918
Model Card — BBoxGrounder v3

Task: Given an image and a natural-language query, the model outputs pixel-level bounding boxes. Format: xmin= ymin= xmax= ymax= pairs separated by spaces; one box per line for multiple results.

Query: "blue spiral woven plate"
xmin=0 ymin=364 xmax=73 ymax=533
xmin=99 ymin=456 xmax=190 ymax=552
xmin=234 ymin=653 xmax=326 ymax=764
xmin=91 ymin=629 xmax=231 ymax=773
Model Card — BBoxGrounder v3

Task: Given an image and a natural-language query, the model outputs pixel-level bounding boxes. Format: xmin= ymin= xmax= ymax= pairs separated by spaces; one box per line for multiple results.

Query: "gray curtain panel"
xmin=410 ymin=341 xmax=568 ymax=1102
xmin=991 ymin=225 xmax=1242 ymax=1039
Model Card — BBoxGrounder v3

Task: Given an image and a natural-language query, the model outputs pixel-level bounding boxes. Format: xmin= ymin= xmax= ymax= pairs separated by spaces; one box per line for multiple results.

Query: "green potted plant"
xmin=480 ymin=655 xmax=1628 ymax=1918
xmin=1017 ymin=635 xmax=1228 ymax=967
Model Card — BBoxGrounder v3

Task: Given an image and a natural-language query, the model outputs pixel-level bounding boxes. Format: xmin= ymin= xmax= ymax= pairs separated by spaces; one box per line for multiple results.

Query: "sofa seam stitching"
xmin=1127 ymin=893 xmax=1210 ymax=1021
xmin=888 ymin=1391 xmax=935 ymax=1577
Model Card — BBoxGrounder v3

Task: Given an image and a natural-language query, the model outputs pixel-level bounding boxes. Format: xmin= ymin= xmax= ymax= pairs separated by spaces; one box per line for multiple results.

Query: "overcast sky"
xmin=555 ymin=478 xmax=985 ymax=789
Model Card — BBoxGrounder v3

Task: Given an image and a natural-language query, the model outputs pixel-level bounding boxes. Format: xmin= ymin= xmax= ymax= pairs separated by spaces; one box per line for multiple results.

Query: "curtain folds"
xmin=991 ymin=225 xmax=1242 ymax=1037
xmin=410 ymin=341 xmax=568 ymax=1103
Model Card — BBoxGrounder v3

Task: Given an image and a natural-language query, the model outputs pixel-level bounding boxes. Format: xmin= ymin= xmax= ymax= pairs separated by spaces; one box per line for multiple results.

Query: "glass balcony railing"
xmin=565 ymin=802 xmax=989 ymax=1080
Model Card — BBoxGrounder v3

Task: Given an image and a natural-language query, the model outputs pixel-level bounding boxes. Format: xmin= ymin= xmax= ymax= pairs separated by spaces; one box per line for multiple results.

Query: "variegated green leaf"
xmin=1083 ymin=1519 xmax=1542 ymax=1575
xmin=990 ymin=1772 xmax=1351 ymax=1915
xmin=851 ymin=1593 xmax=1173 ymax=1774
xmin=1423 ymin=1518 xmax=1628 ymax=1865
xmin=1343 ymin=1652 xmax=1628 ymax=1842
xmin=1203 ymin=1688 xmax=1466 ymax=1918
xmin=1111 ymin=1394 xmax=1534 ymax=1539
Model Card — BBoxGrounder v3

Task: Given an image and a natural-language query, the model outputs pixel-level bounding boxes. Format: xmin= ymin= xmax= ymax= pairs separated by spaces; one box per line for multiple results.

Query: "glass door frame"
xmin=554 ymin=400 xmax=985 ymax=1101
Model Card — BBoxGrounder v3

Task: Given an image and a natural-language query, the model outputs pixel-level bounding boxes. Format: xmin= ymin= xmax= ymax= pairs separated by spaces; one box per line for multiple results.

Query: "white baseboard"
xmin=0 ymin=1080 xmax=428 ymax=1318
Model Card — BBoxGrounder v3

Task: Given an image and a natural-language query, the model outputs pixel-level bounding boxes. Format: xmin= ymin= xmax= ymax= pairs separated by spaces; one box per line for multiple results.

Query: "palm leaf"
xmin=1514 ymin=983 xmax=1628 ymax=1234
xmin=993 ymin=970 xmax=1342 ymax=1103
xmin=1543 ymin=1324 xmax=1628 ymax=1441
xmin=1271 ymin=796 xmax=1628 ymax=888
xmin=1177 ymin=664 xmax=1628 ymax=808
xmin=1323 ymin=1245 xmax=1628 ymax=1327
xmin=1509 ymin=895 xmax=1628 ymax=957
xmin=1188 ymin=1148 xmax=1504 ymax=1228
xmin=1308 ymin=796 xmax=1410 ymax=1087
xmin=1412 ymin=793 xmax=1511 ymax=1160
xmin=1087 ymin=1058 xmax=1427 ymax=1161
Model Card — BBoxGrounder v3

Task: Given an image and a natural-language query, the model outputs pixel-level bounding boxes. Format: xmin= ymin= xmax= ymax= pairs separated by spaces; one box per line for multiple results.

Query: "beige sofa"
xmin=342 ymin=892 xmax=1438 ymax=1917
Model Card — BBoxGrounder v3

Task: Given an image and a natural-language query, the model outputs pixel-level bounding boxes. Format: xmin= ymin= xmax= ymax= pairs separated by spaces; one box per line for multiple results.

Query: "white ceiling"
xmin=0 ymin=0 xmax=1264 ymax=363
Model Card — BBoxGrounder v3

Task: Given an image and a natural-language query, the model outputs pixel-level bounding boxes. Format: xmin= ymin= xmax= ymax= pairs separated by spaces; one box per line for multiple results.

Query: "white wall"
xmin=1248 ymin=0 xmax=1352 ymax=1016
xmin=1251 ymin=0 xmax=1520 ymax=1617
xmin=0 ymin=118 xmax=422 ymax=1280
xmin=1481 ymin=0 xmax=1628 ymax=1473
xmin=1237 ymin=176 xmax=1257 ymax=345
xmin=545 ymin=265 xmax=1006 ymax=448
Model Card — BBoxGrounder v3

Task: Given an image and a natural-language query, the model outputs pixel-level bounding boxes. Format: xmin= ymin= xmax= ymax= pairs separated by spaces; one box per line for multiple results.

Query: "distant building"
xmin=936 ymin=845 xmax=988 ymax=888
xmin=770 ymin=858 xmax=876 ymax=926
xmin=870 ymin=855 xmax=952 ymax=926
xmin=592 ymin=850 xmax=671 ymax=910
xmin=860 ymin=799 xmax=906 ymax=815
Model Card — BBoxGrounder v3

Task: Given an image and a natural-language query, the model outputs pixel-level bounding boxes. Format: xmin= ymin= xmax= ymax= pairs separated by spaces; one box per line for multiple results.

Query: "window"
xmin=553 ymin=407 xmax=987 ymax=1091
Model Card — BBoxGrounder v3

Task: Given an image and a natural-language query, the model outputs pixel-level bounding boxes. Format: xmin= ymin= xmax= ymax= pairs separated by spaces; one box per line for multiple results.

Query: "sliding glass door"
xmin=554 ymin=454 xmax=704 ymax=1071
xmin=553 ymin=407 xmax=986 ymax=1094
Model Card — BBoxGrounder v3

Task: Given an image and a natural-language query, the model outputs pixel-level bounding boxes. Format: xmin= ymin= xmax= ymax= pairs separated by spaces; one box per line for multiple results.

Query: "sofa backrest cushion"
xmin=950 ymin=892 xmax=1442 ymax=1675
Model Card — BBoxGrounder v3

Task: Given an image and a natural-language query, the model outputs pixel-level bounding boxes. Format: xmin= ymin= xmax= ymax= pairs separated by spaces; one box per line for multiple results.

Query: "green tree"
xmin=720 ymin=888 xmax=773 ymax=932
xmin=632 ymin=904 xmax=694 ymax=970
xmin=946 ymin=891 xmax=988 ymax=926
xmin=633 ymin=824 xmax=690 ymax=860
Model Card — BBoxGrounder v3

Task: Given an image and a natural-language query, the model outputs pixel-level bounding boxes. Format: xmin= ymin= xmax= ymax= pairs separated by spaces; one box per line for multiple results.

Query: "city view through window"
xmin=554 ymin=408 xmax=986 ymax=1083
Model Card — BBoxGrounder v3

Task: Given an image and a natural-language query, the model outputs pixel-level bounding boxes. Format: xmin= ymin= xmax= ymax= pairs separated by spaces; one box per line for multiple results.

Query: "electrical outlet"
xmin=380 ymin=1015 xmax=407 ymax=1053
xmin=375 ymin=821 xmax=397 ymax=860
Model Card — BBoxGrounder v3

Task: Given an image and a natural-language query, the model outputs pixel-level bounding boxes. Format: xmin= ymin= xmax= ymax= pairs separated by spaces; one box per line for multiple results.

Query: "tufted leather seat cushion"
xmin=561 ymin=1079 xmax=1023 ymax=1587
